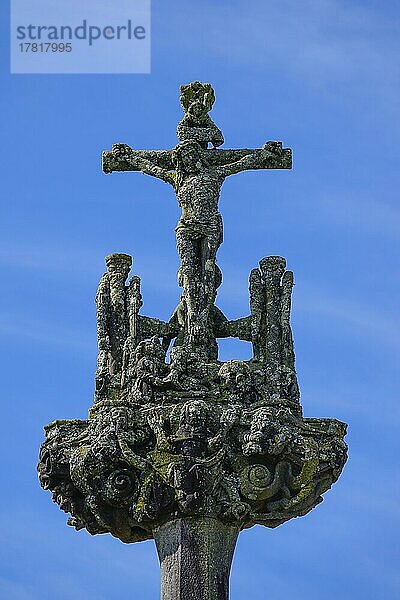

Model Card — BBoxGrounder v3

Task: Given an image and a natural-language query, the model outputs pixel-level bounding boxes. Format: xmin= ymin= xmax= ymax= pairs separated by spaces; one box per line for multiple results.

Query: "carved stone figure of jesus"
xmin=115 ymin=139 xmax=274 ymax=346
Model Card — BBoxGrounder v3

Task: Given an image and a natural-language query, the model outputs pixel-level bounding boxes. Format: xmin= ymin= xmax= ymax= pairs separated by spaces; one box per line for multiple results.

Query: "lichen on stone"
xmin=38 ymin=82 xmax=347 ymax=545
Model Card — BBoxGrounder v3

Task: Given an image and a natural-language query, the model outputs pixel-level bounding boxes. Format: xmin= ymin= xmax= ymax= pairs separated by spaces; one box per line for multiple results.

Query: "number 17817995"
xmin=19 ymin=43 xmax=72 ymax=52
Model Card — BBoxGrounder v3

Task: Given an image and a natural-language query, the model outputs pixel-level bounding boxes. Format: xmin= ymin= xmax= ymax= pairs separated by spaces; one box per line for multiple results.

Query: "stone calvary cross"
xmin=102 ymin=81 xmax=291 ymax=359
xmin=38 ymin=82 xmax=347 ymax=600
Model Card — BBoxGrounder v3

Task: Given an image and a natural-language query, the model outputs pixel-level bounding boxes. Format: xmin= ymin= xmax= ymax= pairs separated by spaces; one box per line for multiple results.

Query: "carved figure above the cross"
xmin=177 ymin=80 xmax=224 ymax=148
xmin=103 ymin=81 xmax=292 ymax=353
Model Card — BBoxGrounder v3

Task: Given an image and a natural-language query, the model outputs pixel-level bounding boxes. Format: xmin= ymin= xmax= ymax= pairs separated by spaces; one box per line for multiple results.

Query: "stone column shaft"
xmin=154 ymin=518 xmax=239 ymax=600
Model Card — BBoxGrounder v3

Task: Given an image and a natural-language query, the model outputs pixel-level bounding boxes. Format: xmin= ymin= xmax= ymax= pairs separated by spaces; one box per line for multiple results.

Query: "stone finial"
xmin=105 ymin=252 xmax=132 ymax=275
xmin=179 ymin=81 xmax=216 ymax=115
xmin=177 ymin=81 xmax=224 ymax=149
xmin=259 ymin=256 xmax=287 ymax=282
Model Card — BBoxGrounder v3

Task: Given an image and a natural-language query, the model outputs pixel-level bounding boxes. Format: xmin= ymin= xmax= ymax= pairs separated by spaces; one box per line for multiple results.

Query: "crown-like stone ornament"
xmin=38 ymin=82 xmax=347 ymax=600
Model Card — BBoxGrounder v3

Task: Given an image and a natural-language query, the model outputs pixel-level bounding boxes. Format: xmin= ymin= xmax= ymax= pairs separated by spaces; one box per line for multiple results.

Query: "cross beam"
xmin=102 ymin=142 xmax=292 ymax=174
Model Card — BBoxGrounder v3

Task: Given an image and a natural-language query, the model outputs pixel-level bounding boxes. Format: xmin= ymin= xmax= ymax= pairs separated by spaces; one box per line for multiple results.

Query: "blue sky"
xmin=1 ymin=1 xmax=399 ymax=598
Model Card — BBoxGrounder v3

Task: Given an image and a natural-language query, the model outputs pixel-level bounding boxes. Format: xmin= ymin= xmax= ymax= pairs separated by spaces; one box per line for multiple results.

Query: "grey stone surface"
xmin=155 ymin=518 xmax=238 ymax=600
xmin=38 ymin=82 xmax=347 ymax=599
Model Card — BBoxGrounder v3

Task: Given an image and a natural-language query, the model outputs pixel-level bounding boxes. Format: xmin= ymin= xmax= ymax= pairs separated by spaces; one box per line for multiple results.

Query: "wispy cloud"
xmin=0 ymin=313 xmax=94 ymax=355
xmin=0 ymin=240 xmax=102 ymax=278
xmin=316 ymin=195 xmax=400 ymax=238
xmin=160 ymin=0 xmax=398 ymax=99
xmin=235 ymin=193 xmax=400 ymax=240
xmin=0 ymin=578 xmax=34 ymax=600
xmin=297 ymin=284 xmax=400 ymax=349
xmin=303 ymin=381 xmax=400 ymax=428
xmin=0 ymin=509 xmax=157 ymax=600
xmin=0 ymin=238 xmax=180 ymax=294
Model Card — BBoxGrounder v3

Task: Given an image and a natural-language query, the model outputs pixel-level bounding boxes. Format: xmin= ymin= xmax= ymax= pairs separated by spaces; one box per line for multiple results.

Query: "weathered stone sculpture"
xmin=38 ymin=82 xmax=347 ymax=600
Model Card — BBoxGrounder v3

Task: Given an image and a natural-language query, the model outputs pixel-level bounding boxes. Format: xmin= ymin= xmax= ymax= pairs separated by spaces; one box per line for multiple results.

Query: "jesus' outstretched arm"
xmin=216 ymin=150 xmax=276 ymax=179
xmin=131 ymin=157 xmax=176 ymax=187
xmin=110 ymin=144 xmax=176 ymax=187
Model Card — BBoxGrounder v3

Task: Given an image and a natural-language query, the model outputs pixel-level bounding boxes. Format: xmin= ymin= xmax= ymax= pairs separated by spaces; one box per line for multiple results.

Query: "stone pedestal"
xmin=154 ymin=518 xmax=239 ymax=600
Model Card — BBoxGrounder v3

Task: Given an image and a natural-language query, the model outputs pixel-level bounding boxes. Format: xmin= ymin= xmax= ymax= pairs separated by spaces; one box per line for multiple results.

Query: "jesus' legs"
xmin=176 ymin=229 xmax=204 ymax=344
xmin=176 ymin=223 xmax=222 ymax=349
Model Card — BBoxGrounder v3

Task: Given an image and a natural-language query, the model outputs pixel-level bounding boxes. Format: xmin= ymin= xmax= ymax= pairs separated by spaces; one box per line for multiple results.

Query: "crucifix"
xmin=103 ymin=81 xmax=292 ymax=356
xmin=39 ymin=82 xmax=347 ymax=600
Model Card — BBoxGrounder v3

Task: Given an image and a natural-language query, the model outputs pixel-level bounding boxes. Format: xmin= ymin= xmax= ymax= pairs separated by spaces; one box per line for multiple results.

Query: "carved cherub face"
xmin=105 ymin=253 xmax=132 ymax=279
xmin=111 ymin=265 xmax=130 ymax=280
xmin=219 ymin=361 xmax=251 ymax=392
xmin=180 ymin=81 xmax=215 ymax=117
xmin=134 ymin=337 xmax=164 ymax=366
xmin=187 ymin=101 xmax=206 ymax=119
xmin=252 ymin=408 xmax=274 ymax=431
xmin=180 ymin=400 xmax=207 ymax=428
